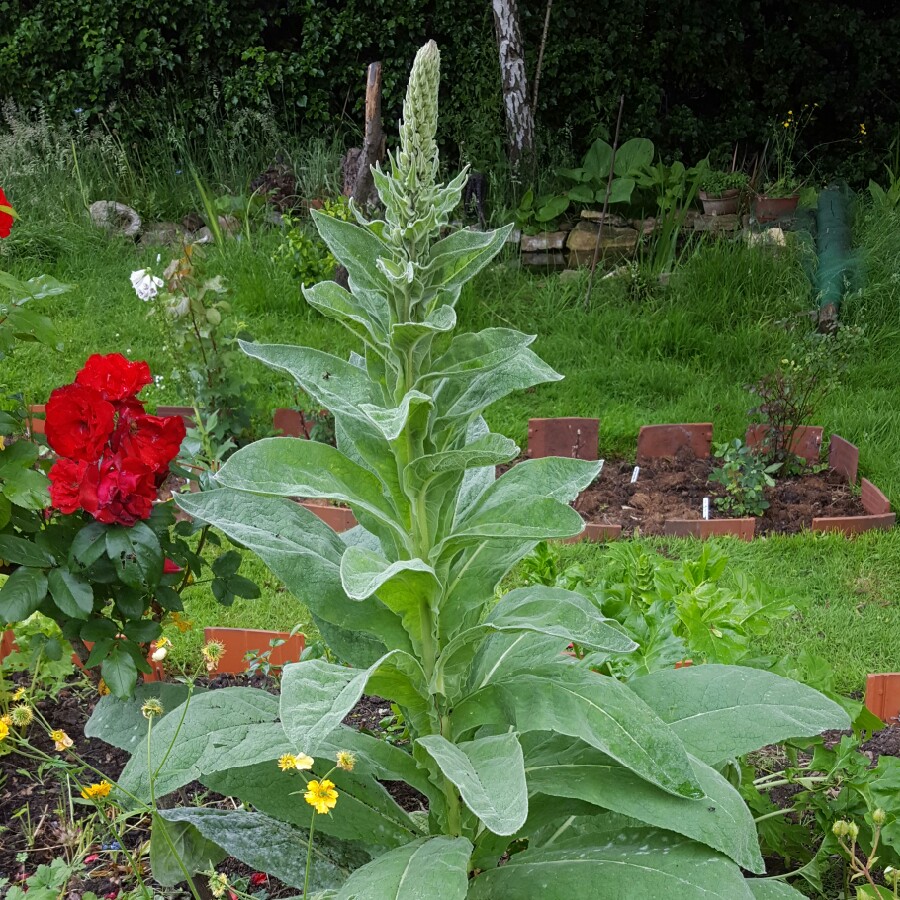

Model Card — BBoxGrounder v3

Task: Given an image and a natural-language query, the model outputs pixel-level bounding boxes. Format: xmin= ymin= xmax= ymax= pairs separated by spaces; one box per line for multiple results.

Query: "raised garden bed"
xmin=528 ymin=419 xmax=895 ymax=542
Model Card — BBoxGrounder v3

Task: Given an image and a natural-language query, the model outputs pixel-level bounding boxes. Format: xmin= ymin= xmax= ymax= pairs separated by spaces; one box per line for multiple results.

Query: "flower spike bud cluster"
xmin=398 ymin=40 xmax=440 ymax=193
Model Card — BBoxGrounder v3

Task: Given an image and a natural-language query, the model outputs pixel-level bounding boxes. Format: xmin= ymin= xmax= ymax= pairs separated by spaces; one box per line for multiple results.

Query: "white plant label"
xmin=702 ymin=497 xmax=710 ymax=520
xmin=631 ymin=466 xmax=640 ymax=484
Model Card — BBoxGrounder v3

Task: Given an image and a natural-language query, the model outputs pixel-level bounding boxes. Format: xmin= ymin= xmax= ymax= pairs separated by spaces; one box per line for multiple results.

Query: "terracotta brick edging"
xmin=745 ymin=424 xmax=823 ymax=463
xmin=299 ymin=500 xmax=358 ymax=532
xmin=865 ymin=673 xmax=900 ymax=723
xmin=636 ymin=423 xmax=713 ymax=463
xmin=204 ymin=627 xmax=305 ymax=675
xmin=527 ymin=418 xmax=599 ymax=460
xmin=663 ymin=518 xmax=756 ymax=541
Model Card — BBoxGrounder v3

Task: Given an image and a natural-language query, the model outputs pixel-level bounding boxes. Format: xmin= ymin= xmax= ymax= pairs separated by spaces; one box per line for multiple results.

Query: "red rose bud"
xmin=45 ymin=383 xmax=115 ymax=462
xmin=76 ymin=353 xmax=152 ymax=403
xmin=249 ymin=873 xmax=267 ymax=887
xmin=163 ymin=558 xmax=182 ymax=574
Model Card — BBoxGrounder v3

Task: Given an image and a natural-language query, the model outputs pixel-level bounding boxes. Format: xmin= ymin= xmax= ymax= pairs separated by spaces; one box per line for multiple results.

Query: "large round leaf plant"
xmin=89 ymin=43 xmax=848 ymax=899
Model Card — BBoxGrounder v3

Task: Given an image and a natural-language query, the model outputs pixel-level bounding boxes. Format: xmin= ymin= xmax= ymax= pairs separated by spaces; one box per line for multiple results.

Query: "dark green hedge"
xmin=1 ymin=0 xmax=897 ymax=180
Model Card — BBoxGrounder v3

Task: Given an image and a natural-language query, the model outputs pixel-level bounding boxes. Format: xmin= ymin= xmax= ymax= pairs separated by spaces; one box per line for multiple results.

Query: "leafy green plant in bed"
xmin=710 ymin=439 xmax=780 ymax=517
xmin=87 ymin=42 xmax=850 ymax=898
xmin=700 ymin=170 xmax=750 ymax=197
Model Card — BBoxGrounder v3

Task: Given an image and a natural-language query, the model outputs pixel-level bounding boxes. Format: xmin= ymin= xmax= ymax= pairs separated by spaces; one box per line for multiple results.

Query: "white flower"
xmin=130 ymin=269 xmax=164 ymax=301
xmin=151 ymin=646 xmax=168 ymax=662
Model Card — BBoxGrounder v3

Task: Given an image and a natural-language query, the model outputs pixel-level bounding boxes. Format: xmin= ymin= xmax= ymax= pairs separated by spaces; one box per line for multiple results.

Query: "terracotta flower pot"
xmin=699 ymin=190 xmax=740 ymax=216
xmin=204 ymin=627 xmax=305 ymax=675
xmin=753 ymin=194 xmax=799 ymax=223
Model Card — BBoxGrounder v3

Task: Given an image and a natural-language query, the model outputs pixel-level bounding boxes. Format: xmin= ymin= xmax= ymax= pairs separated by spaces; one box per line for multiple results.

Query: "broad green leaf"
xmin=566 ymin=183 xmax=595 ymax=203
xmin=335 ymin=836 xmax=472 ymax=900
xmin=463 ymin=456 xmax=600 ymax=519
xmin=340 ymin=549 xmax=440 ymax=655
xmin=535 ymin=195 xmax=570 ymax=221
xmin=606 ymin=176 xmax=636 ymax=204
xmin=101 ymin=644 xmax=138 ymax=698
xmin=239 ymin=340 xmax=380 ymax=421
xmin=119 ymin=688 xmax=292 ymax=800
xmin=303 ymin=279 xmax=390 ymax=347
xmin=522 ymin=733 xmax=764 ymax=872
xmin=86 ymin=683 xmax=200 ymax=752
xmin=47 ymin=567 xmax=93 ymax=619
xmin=3 ymin=468 xmax=50 ymax=509
xmin=453 ymin=665 xmax=703 ymax=799
xmin=629 ymin=665 xmax=851 ymax=765
xmin=429 ymin=328 xmax=534 ymax=379
xmin=176 ymin=490 xmax=409 ymax=667
xmin=149 ymin=816 xmax=226 ymax=887
xmin=158 ymin=807 xmax=365 ymax=892
xmin=584 ymin=138 xmax=614 ymax=180
xmin=360 ymin=390 xmax=432 ymax=443
xmin=405 ymin=433 xmax=518 ymax=491
xmin=0 ymin=566 xmax=48 ymax=623
xmin=280 ymin=652 xmax=429 ymax=755
xmin=390 ymin=305 xmax=457 ymax=356
xmin=417 ymin=733 xmax=527 ymax=835
xmin=746 ymin=881 xmax=809 ymax=899
xmin=311 ymin=210 xmax=393 ymax=297
xmin=202 ymin=762 xmax=419 ymax=853
xmin=431 ymin=347 xmax=562 ymax=430
xmin=467 ymin=828 xmax=753 ymax=899
xmin=0 ymin=534 xmax=53 ymax=567
xmin=8 ymin=273 xmax=73 ymax=301
xmin=425 ymin=225 xmax=512 ymax=297
xmin=0 ymin=441 xmax=40 ymax=476
xmin=214 ymin=437 xmax=406 ymax=542
xmin=614 ymin=137 xmax=655 ymax=176
xmin=488 ymin=586 xmax=636 ymax=654
xmin=105 ymin=522 xmax=163 ymax=591
xmin=69 ymin=521 xmax=108 ymax=569
xmin=0 ymin=495 xmax=10 ymax=530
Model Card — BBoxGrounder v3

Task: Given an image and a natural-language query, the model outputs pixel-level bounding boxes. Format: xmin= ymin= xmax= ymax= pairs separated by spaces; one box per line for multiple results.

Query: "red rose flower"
xmin=48 ymin=458 xmax=90 ymax=513
xmin=163 ymin=558 xmax=182 ymax=574
xmin=112 ymin=409 xmax=186 ymax=474
xmin=249 ymin=873 xmax=267 ymax=888
xmin=81 ymin=455 xmax=157 ymax=526
xmin=0 ymin=187 xmax=13 ymax=239
xmin=45 ymin=384 xmax=115 ymax=462
xmin=76 ymin=353 xmax=152 ymax=403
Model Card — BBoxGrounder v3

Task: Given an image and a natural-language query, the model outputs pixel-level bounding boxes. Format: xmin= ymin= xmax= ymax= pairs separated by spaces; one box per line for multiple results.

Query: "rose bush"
xmin=0 ymin=355 xmax=259 ymax=696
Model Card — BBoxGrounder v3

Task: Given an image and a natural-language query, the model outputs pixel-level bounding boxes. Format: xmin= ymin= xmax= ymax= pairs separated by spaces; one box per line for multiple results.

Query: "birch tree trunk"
xmin=492 ymin=0 xmax=535 ymax=169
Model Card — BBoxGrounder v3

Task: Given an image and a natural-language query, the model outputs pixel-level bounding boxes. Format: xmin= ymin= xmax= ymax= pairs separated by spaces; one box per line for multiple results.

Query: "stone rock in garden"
xmin=138 ymin=222 xmax=183 ymax=248
xmin=218 ymin=215 xmax=240 ymax=235
xmin=566 ymin=221 xmax=638 ymax=266
xmin=182 ymin=211 xmax=204 ymax=232
xmin=693 ymin=213 xmax=740 ymax=234
xmin=631 ymin=217 xmax=657 ymax=234
xmin=558 ymin=268 xmax=583 ymax=283
xmin=191 ymin=226 xmax=215 ymax=245
xmin=521 ymin=231 xmax=567 ymax=252
xmin=506 ymin=227 xmax=522 ymax=245
xmin=89 ymin=201 xmax=141 ymax=238
xmin=521 ymin=251 xmax=567 ymax=269
xmin=745 ymin=227 xmax=786 ymax=248
xmin=580 ymin=209 xmax=629 ymax=227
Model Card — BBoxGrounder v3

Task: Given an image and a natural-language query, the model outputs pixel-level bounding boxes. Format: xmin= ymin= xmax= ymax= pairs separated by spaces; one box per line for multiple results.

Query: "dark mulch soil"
xmin=0 ymin=675 xmax=419 ymax=892
xmin=574 ymin=449 xmax=866 ymax=536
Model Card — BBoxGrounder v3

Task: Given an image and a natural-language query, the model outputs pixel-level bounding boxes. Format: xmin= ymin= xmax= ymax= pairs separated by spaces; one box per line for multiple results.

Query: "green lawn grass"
xmin=3 ymin=165 xmax=900 ymax=696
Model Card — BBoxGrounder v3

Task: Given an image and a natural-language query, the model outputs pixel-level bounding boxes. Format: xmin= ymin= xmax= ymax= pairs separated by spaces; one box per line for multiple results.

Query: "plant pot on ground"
xmin=698 ymin=170 xmax=748 ymax=216
xmin=754 ymin=193 xmax=800 ymax=223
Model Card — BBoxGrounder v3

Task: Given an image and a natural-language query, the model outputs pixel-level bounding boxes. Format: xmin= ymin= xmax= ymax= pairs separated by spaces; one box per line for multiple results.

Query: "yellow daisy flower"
xmin=304 ymin=779 xmax=339 ymax=814
xmin=12 ymin=687 xmax=26 ymax=701
xmin=278 ymin=752 xmax=314 ymax=771
xmin=50 ymin=729 xmax=73 ymax=751
xmin=0 ymin=721 xmax=9 ymax=742
xmin=80 ymin=781 xmax=112 ymax=801
xmin=201 ymin=640 xmax=225 ymax=672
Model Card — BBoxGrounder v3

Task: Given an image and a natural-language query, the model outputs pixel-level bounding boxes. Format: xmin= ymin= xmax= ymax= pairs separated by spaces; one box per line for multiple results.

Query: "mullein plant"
xmin=88 ymin=42 xmax=849 ymax=898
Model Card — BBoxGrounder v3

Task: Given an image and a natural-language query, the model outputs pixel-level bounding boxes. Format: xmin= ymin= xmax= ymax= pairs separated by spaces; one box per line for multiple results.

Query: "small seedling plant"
xmin=710 ymin=439 xmax=780 ymax=517
xmin=86 ymin=43 xmax=849 ymax=898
